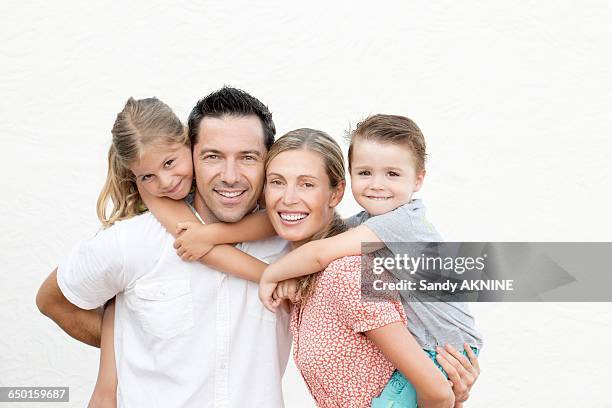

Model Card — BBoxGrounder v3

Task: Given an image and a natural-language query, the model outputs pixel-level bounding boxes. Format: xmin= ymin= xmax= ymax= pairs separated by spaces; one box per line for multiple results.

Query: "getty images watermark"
xmin=360 ymin=242 xmax=612 ymax=302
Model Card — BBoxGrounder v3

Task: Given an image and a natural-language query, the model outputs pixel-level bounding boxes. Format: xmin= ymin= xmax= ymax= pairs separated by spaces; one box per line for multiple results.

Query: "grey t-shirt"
xmin=346 ymin=199 xmax=484 ymax=351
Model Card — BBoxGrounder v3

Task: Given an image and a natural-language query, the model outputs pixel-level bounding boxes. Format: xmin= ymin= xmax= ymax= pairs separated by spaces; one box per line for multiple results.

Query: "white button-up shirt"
xmin=57 ymin=211 xmax=292 ymax=408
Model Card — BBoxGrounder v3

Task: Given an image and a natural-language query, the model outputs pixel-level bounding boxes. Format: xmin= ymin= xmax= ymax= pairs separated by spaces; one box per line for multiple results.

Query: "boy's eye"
xmin=357 ymin=170 xmax=371 ymax=176
xmin=164 ymin=159 xmax=175 ymax=167
xmin=387 ymin=171 xmax=400 ymax=177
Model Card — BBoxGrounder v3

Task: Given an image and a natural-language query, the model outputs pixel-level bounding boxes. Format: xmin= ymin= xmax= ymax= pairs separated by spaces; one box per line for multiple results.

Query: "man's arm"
xmin=36 ymin=268 xmax=103 ymax=347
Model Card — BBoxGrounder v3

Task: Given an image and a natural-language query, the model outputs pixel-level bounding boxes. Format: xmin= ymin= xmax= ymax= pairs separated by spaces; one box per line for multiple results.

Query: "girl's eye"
xmin=141 ymin=175 xmax=152 ymax=182
xmin=387 ymin=171 xmax=400 ymax=177
xmin=164 ymin=159 xmax=175 ymax=168
xmin=358 ymin=170 xmax=371 ymax=176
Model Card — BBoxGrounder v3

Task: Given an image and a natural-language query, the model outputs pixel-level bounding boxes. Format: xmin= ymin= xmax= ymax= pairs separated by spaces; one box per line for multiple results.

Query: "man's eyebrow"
xmin=240 ymin=150 xmax=263 ymax=157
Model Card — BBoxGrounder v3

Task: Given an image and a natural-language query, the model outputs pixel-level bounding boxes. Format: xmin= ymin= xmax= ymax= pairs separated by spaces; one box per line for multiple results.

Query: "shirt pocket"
xmin=134 ymin=279 xmax=195 ymax=339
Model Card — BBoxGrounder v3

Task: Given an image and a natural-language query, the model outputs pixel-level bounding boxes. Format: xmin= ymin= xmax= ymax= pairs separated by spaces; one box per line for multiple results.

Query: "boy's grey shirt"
xmin=346 ymin=199 xmax=484 ymax=351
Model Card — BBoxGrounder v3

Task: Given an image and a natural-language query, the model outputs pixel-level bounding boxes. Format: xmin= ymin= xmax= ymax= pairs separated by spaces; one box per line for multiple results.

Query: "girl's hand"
xmin=435 ymin=343 xmax=481 ymax=406
xmin=173 ymin=222 xmax=215 ymax=261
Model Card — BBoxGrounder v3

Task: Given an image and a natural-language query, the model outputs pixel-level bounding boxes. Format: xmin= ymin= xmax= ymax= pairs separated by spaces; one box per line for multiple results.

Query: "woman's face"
xmin=265 ymin=149 xmax=344 ymax=246
xmin=129 ymin=142 xmax=194 ymax=200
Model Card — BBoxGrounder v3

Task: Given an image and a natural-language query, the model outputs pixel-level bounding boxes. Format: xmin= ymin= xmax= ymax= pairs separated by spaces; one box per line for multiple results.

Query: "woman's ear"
xmin=329 ymin=180 xmax=346 ymax=208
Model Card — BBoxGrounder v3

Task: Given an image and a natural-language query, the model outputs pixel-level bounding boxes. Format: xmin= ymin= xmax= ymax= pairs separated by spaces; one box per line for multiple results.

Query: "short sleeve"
xmin=57 ymin=226 xmax=126 ymax=310
xmin=326 ymin=256 xmax=406 ymax=333
xmin=343 ymin=211 xmax=368 ymax=229
xmin=363 ymin=200 xmax=442 ymax=243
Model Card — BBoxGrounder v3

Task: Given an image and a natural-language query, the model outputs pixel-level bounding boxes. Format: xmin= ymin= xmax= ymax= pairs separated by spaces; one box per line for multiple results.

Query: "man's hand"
xmin=174 ymin=222 xmax=215 ymax=262
xmin=36 ymin=269 xmax=103 ymax=347
xmin=435 ymin=344 xmax=481 ymax=406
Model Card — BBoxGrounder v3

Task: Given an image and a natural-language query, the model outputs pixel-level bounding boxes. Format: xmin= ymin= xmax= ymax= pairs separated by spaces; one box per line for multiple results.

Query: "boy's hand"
xmin=174 ymin=222 xmax=215 ymax=262
xmin=273 ymin=278 xmax=301 ymax=304
xmin=259 ymin=278 xmax=279 ymax=312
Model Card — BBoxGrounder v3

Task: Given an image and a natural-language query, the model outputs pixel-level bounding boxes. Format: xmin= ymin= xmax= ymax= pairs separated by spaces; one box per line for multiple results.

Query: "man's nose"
xmin=220 ymin=160 xmax=239 ymax=185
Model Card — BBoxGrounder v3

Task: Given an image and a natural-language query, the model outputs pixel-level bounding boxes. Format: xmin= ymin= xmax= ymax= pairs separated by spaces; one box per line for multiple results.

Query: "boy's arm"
xmin=365 ymin=322 xmax=454 ymax=408
xmin=139 ymin=191 xmax=268 ymax=283
xmin=264 ymin=225 xmax=384 ymax=282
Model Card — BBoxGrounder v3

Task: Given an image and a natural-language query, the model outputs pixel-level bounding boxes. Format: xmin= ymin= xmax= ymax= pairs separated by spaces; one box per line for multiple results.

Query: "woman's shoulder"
xmin=322 ymin=255 xmax=362 ymax=286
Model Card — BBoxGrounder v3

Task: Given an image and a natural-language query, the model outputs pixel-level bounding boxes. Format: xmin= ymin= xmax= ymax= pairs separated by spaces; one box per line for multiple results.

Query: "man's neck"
xmin=193 ymin=190 xmax=219 ymax=224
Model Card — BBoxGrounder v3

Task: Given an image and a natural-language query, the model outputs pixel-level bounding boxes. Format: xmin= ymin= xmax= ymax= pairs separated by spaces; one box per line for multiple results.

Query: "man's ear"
xmin=329 ymin=180 xmax=346 ymax=208
xmin=414 ymin=169 xmax=426 ymax=192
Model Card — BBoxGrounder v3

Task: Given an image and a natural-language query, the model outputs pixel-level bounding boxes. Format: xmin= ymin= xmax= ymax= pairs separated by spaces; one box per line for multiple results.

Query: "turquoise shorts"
xmin=371 ymin=347 xmax=480 ymax=408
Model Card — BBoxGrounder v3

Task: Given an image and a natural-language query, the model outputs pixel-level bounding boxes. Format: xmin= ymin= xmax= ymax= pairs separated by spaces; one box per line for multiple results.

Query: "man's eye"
xmin=164 ymin=159 xmax=175 ymax=167
xmin=243 ymin=155 xmax=256 ymax=161
xmin=204 ymin=155 xmax=218 ymax=160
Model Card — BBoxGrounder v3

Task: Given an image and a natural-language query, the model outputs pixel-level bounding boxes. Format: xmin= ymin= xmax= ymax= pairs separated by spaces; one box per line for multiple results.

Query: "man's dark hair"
xmin=188 ymin=86 xmax=276 ymax=149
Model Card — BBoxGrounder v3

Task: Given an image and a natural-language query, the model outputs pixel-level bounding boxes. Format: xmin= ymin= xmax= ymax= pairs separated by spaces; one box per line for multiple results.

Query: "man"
xmin=36 ymin=87 xmax=292 ymax=407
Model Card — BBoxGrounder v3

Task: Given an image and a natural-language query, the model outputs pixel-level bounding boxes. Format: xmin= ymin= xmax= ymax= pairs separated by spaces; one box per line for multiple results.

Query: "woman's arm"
xmin=365 ymin=322 xmax=454 ymax=408
xmin=88 ymin=299 xmax=117 ymax=408
xmin=139 ymin=189 xmax=268 ymax=283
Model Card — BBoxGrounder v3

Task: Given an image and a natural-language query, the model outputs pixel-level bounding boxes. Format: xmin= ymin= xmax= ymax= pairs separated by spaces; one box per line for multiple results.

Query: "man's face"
xmin=192 ymin=115 xmax=266 ymax=223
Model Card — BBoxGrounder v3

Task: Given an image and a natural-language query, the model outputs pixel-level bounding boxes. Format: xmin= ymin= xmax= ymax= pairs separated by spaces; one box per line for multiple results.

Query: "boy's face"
xmin=350 ymin=139 xmax=425 ymax=216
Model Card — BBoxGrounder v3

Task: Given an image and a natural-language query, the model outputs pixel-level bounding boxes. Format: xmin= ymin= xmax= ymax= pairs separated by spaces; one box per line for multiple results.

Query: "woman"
xmin=262 ymin=128 xmax=479 ymax=407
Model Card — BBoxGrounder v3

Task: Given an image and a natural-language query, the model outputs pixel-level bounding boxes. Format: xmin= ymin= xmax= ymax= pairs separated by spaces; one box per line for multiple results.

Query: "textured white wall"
xmin=2 ymin=1 xmax=612 ymax=407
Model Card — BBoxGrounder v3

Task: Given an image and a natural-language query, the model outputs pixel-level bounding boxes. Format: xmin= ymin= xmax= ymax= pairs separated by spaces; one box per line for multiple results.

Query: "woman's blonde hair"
xmin=96 ymin=97 xmax=188 ymax=227
xmin=264 ymin=128 xmax=347 ymax=301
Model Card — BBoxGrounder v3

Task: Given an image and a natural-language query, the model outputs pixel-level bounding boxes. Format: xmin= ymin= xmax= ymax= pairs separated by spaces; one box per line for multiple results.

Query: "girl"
xmin=88 ymin=97 xmax=296 ymax=407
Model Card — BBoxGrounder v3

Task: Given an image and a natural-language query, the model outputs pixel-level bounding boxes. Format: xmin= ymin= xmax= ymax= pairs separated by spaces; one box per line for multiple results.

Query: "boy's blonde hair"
xmin=347 ymin=114 xmax=427 ymax=173
xmin=96 ymin=97 xmax=188 ymax=228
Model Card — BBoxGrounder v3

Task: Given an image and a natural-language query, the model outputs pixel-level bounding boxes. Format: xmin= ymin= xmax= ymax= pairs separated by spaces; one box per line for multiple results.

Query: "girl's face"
xmin=129 ymin=142 xmax=193 ymax=200
xmin=265 ymin=149 xmax=343 ymax=247
xmin=350 ymin=139 xmax=424 ymax=216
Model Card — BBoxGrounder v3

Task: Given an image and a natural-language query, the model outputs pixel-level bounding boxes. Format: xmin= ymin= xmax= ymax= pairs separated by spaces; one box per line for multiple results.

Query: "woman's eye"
xmin=303 ymin=182 xmax=314 ymax=188
xmin=269 ymin=179 xmax=283 ymax=186
xmin=164 ymin=159 xmax=175 ymax=167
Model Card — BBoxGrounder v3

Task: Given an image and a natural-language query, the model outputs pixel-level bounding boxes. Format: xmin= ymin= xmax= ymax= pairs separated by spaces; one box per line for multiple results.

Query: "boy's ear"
xmin=413 ymin=169 xmax=426 ymax=192
xmin=329 ymin=180 xmax=346 ymax=208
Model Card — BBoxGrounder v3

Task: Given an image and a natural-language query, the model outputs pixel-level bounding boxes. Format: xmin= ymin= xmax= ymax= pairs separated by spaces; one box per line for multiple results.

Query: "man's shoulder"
xmin=237 ymin=236 xmax=291 ymax=263
xmin=111 ymin=211 xmax=168 ymax=240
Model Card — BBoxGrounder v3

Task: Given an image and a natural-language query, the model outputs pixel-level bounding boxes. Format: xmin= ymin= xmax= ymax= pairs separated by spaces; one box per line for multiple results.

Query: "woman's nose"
xmin=282 ymin=185 xmax=299 ymax=205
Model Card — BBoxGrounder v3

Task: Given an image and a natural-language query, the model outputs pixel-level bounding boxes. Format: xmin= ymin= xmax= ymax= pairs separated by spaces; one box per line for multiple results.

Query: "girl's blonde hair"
xmin=96 ymin=97 xmax=188 ymax=227
xmin=264 ymin=128 xmax=347 ymax=301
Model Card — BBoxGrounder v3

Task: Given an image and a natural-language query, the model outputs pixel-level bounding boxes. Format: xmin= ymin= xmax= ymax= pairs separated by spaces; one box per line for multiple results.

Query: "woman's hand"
xmin=435 ymin=344 xmax=481 ymax=406
xmin=173 ymin=222 xmax=215 ymax=261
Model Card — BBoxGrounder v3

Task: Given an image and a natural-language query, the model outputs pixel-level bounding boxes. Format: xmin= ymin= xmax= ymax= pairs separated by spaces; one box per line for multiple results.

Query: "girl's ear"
xmin=329 ymin=180 xmax=346 ymax=208
xmin=413 ymin=169 xmax=426 ymax=192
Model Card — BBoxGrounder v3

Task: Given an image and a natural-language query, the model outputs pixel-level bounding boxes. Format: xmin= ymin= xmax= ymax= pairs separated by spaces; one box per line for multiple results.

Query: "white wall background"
xmin=2 ymin=1 xmax=612 ymax=407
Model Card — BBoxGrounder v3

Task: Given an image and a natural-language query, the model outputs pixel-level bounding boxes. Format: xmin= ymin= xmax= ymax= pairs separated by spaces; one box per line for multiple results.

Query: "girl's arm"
xmin=88 ymin=299 xmax=117 ymax=408
xmin=365 ymin=322 xmax=454 ymax=408
xmin=139 ymin=190 xmax=268 ymax=282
